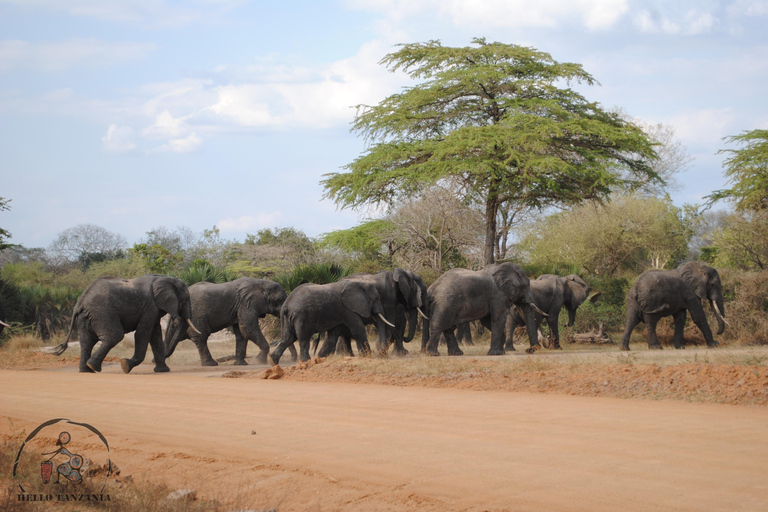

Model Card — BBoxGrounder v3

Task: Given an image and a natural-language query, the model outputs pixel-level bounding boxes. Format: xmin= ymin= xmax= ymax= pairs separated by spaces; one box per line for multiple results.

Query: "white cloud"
xmin=0 ymin=0 xmax=247 ymax=27
xmin=346 ymin=0 xmax=629 ymax=30
xmin=141 ymin=110 xmax=193 ymax=139
xmin=152 ymin=133 xmax=204 ymax=154
xmin=0 ymin=38 xmax=155 ymax=73
xmin=102 ymin=124 xmax=136 ymax=154
xmin=666 ymin=109 xmax=735 ymax=146
xmin=217 ymin=212 xmax=283 ymax=232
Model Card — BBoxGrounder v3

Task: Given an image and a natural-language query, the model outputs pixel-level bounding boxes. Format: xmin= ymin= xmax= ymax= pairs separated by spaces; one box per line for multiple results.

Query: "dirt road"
xmin=1 ymin=367 xmax=766 ymax=511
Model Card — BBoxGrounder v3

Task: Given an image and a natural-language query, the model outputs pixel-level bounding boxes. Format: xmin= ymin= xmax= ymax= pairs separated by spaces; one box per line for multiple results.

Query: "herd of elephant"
xmin=49 ymin=261 xmax=727 ymax=373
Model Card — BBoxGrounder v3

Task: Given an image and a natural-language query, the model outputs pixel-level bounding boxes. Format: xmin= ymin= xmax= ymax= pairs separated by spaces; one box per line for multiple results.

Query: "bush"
xmin=275 ymin=263 xmax=353 ymax=293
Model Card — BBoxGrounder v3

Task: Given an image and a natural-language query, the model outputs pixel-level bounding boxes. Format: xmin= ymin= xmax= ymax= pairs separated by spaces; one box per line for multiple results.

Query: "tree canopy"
xmin=322 ymin=38 xmax=660 ymax=264
xmin=709 ymin=129 xmax=768 ymax=212
xmin=0 ymin=197 xmax=13 ymax=251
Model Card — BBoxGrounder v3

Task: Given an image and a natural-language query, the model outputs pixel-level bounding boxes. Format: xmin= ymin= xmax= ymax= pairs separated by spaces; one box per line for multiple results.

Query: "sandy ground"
xmin=1 ymin=344 xmax=767 ymax=512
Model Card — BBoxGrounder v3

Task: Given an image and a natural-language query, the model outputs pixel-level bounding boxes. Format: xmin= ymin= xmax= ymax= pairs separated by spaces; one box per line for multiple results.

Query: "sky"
xmin=1 ymin=0 xmax=767 ymax=249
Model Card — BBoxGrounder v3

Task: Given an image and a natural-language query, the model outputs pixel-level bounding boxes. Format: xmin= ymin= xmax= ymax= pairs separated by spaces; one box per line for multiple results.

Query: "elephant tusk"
xmin=378 ymin=313 xmax=396 ymax=328
xmin=712 ymin=302 xmax=730 ymax=327
xmin=0 ymin=320 xmax=9 ymax=328
xmin=417 ymin=307 xmax=429 ymax=320
xmin=187 ymin=319 xmax=202 ymax=335
xmin=530 ymin=303 xmax=549 ymax=317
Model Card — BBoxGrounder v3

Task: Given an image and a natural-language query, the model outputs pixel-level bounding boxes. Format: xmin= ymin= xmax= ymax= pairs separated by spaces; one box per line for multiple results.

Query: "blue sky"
xmin=1 ymin=0 xmax=767 ymax=248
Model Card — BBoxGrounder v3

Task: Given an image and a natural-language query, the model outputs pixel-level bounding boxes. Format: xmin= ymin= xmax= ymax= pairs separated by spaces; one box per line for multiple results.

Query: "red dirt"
xmin=1 ymin=349 xmax=767 ymax=511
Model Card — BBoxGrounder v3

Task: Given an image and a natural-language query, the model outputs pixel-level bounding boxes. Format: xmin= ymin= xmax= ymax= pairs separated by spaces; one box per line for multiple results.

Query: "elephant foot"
xmin=447 ymin=347 xmax=464 ymax=356
xmin=620 ymin=344 xmax=630 ymax=351
xmin=120 ymin=359 xmax=133 ymax=374
xmin=255 ymin=354 xmax=268 ymax=365
xmin=153 ymin=363 xmax=170 ymax=373
xmin=525 ymin=344 xmax=541 ymax=354
xmin=487 ymin=348 xmax=504 ymax=356
xmin=504 ymin=344 xmax=516 ymax=352
xmin=648 ymin=343 xmax=663 ymax=350
xmin=79 ymin=365 xmax=95 ymax=373
xmin=86 ymin=358 xmax=103 ymax=373
xmin=707 ymin=341 xmax=720 ymax=348
xmin=674 ymin=345 xmax=685 ymax=350
xmin=268 ymin=353 xmax=280 ymax=366
xmin=426 ymin=349 xmax=440 ymax=357
xmin=393 ymin=347 xmax=409 ymax=357
xmin=552 ymin=343 xmax=562 ymax=350
xmin=233 ymin=359 xmax=248 ymax=366
xmin=202 ymin=359 xmax=219 ymax=367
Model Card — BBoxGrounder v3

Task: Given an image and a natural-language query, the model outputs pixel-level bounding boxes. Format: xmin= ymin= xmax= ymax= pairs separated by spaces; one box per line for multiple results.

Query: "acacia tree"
xmin=708 ymin=129 xmax=768 ymax=211
xmin=322 ymin=38 xmax=659 ymax=265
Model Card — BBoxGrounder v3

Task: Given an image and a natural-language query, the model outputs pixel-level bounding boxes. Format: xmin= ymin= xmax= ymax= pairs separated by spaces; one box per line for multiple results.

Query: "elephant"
xmin=505 ymin=274 xmax=600 ymax=351
xmin=620 ymin=261 xmax=726 ymax=350
xmin=422 ymin=262 xmax=547 ymax=356
xmin=331 ymin=269 xmax=428 ymax=357
xmin=52 ymin=275 xmax=199 ymax=373
xmin=164 ymin=278 xmax=294 ymax=366
xmin=269 ymin=280 xmax=395 ymax=365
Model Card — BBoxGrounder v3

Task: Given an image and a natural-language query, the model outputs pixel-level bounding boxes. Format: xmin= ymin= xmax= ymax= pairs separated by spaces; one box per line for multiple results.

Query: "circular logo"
xmin=13 ymin=418 xmax=111 ymax=493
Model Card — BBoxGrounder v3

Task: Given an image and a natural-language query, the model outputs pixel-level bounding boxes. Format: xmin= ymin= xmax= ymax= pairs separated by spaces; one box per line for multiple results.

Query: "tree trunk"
xmin=484 ymin=181 xmax=500 ymax=266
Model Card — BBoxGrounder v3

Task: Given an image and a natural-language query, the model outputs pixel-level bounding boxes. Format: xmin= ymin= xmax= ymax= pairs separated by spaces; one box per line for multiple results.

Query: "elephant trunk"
xmin=403 ymin=308 xmax=419 ymax=342
xmin=164 ymin=317 xmax=186 ymax=359
xmin=711 ymin=298 xmax=727 ymax=335
xmin=375 ymin=316 xmax=389 ymax=356
xmin=566 ymin=307 xmax=577 ymax=327
xmin=522 ymin=304 xmax=539 ymax=349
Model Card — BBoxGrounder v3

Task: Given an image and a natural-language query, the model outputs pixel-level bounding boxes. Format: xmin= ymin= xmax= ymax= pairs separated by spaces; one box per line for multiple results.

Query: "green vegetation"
xmin=322 ymin=38 xmax=659 ymax=265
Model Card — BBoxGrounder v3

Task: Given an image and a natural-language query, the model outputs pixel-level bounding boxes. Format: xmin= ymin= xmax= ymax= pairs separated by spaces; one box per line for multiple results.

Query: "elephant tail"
xmin=50 ymin=310 xmax=78 ymax=356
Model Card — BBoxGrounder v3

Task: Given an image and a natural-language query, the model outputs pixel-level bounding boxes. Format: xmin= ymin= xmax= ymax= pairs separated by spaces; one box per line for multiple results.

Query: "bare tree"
xmin=384 ymin=186 xmax=484 ymax=274
xmin=48 ymin=224 xmax=127 ymax=265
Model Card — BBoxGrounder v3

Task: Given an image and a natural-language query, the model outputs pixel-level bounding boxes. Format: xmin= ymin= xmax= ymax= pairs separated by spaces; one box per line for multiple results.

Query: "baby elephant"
xmin=165 ymin=278 xmax=292 ymax=366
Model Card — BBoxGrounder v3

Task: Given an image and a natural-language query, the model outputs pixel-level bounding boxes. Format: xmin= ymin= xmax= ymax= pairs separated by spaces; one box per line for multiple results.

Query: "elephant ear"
xmin=341 ymin=282 xmax=373 ymax=318
xmin=678 ymin=263 xmax=707 ymax=300
xmin=237 ymin=280 xmax=268 ymax=316
xmin=565 ymin=275 xmax=589 ymax=306
xmin=490 ymin=263 xmax=528 ymax=304
xmin=152 ymin=277 xmax=181 ymax=318
xmin=393 ymin=268 xmax=418 ymax=306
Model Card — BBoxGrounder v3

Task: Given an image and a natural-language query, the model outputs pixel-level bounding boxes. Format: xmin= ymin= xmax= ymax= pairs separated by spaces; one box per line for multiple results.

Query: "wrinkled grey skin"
xmin=164 ymin=278 xmax=294 ymax=366
xmin=52 ymin=275 xmax=195 ymax=373
xmin=620 ymin=261 xmax=725 ymax=350
xmin=331 ymin=268 xmax=425 ymax=357
xmin=269 ymin=280 xmax=391 ymax=364
xmin=422 ymin=262 xmax=541 ymax=356
xmin=505 ymin=274 xmax=600 ymax=351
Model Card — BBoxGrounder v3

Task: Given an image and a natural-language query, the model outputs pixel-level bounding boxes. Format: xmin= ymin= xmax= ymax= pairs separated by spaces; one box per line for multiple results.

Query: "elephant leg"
xmin=317 ymin=332 xmax=339 ymax=358
xmin=238 ymin=313 xmax=271 ymax=365
xmin=120 ymin=320 xmax=157 ymax=373
xmin=77 ymin=326 xmax=97 ymax=373
xmin=688 ymin=301 xmax=718 ymax=348
xmin=334 ymin=335 xmax=352 ymax=356
xmin=463 ymin=323 xmax=474 ymax=346
xmin=504 ymin=312 xmax=517 ymax=351
xmin=620 ymin=308 xmax=643 ymax=351
xmin=355 ymin=337 xmax=371 ymax=356
xmin=547 ymin=315 xmax=561 ymax=350
xmin=645 ymin=314 xmax=663 ymax=350
xmin=149 ymin=323 xmax=170 ymax=373
xmin=444 ymin=329 xmax=464 ymax=356
xmin=268 ymin=328 xmax=297 ymax=366
xmin=672 ymin=310 xmax=687 ymax=349
xmin=86 ymin=323 xmax=124 ymax=373
xmin=233 ymin=325 xmax=249 ymax=365
xmin=191 ymin=331 xmax=217 ymax=366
